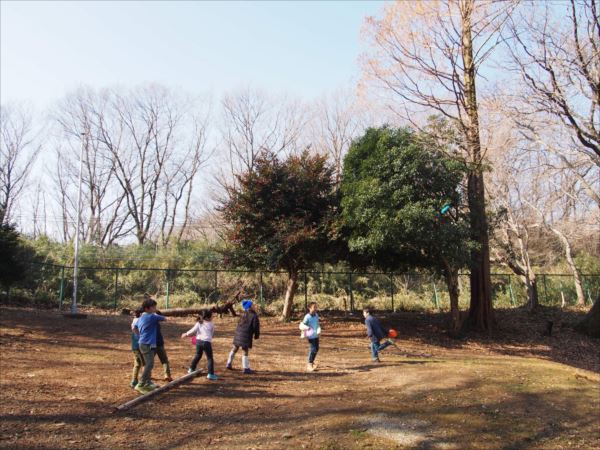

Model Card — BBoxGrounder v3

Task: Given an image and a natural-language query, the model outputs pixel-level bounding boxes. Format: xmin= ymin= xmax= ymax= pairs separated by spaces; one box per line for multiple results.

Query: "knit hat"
xmin=242 ymin=299 xmax=253 ymax=311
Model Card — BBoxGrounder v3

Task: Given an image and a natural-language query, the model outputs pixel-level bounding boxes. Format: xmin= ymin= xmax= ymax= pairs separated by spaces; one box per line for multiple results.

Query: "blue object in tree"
xmin=440 ymin=203 xmax=451 ymax=215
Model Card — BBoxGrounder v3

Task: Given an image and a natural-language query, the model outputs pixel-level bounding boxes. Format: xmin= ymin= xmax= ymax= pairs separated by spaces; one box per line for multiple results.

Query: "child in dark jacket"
xmin=363 ymin=307 xmax=392 ymax=362
xmin=226 ymin=299 xmax=260 ymax=374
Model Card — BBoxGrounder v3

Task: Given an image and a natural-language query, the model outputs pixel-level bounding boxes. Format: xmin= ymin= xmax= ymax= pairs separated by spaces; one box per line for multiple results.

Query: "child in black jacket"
xmin=226 ymin=299 xmax=260 ymax=374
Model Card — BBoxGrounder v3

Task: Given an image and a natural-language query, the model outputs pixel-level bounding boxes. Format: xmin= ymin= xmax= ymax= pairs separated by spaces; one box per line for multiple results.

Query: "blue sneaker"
xmin=206 ymin=373 xmax=218 ymax=381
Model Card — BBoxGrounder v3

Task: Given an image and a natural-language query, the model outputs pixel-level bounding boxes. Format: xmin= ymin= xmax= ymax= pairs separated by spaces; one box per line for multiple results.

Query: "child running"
xmin=363 ymin=307 xmax=393 ymax=362
xmin=134 ymin=298 xmax=167 ymax=393
xmin=130 ymin=308 xmax=144 ymax=389
xmin=181 ymin=309 xmax=218 ymax=380
xmin=300 ymin=302 xmax=321 ymax=372
xmin=226 ymin=299 xmax=260 ymax=374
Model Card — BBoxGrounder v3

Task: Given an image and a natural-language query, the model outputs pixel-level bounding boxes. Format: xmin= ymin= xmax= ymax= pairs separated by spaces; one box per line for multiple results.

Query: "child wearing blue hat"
xmin=226 ymin=299 xmax=260 ymax=374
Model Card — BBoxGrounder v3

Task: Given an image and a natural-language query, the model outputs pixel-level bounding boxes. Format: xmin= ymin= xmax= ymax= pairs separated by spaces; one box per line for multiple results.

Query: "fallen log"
xmin=159 ymin=301 xmax=237 ymax=318
xmin=160 ymin=307 xmax=205 ymax=317
xmin=113 ymin=369 xmax=202 ymax=412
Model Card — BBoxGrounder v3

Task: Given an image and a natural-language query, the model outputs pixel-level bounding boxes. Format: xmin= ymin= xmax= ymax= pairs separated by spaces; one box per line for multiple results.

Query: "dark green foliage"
xmin=0 ymin=224 xmax=27 ymax=291
xmin=220 ymin=150 xmax=338 ymax=274
xmin=340 ymin=126 xmax=472 ymax=273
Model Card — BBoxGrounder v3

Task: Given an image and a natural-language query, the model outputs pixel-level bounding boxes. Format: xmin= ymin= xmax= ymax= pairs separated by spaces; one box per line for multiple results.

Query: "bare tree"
xmin=159 ymin=114 xmax=211 ymax=246
xmin=219 ymin=87 xmax=307 ymax=182
xmin=310 ymin=88 xmax=367 ymax=185
xmin=54 ymin=88 xmax=131 ymax=245
xmin=489 ymin=144 xmax=541 ymax=310
xmin=506 ymin=0 xmax=600 ymax=166
xmin=0 ymin=104 xmax=40 ymax=225
xmin=362 ymin=0 xmax=516 ymax=330
xmin=94 ymin=85 xmax=210 ymax=245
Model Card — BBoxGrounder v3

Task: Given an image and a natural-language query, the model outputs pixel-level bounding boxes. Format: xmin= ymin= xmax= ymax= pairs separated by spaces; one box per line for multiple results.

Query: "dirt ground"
xmin=0 ymin=306 xmax=599 ymax=450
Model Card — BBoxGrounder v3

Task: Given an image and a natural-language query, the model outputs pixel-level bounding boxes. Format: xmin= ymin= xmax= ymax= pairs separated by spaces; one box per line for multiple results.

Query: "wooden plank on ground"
xmin=113 ymin=369 xmax=202 ymax=412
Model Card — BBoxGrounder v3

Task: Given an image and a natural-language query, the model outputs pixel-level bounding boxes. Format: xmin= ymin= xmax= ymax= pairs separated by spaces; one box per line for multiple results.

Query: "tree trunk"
xmin=461 ymin=1 xmax=494 ymax=331
xmin=575 ymin=295 xmax=600 ymax=338
xmin=443 ymin=261 xmax=461 ymax=332
xmin=281 ymin=270 xmax=299 ymax=321
xmin=552 ymin=228 xmax=585 ymax=306
xmin=523 ymin=274 xmax=539 ymax=312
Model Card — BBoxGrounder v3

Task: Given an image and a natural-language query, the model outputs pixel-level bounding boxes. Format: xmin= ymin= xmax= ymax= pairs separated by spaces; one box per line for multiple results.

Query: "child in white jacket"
xmin=181 ymin=309 xmax=218 ymax=380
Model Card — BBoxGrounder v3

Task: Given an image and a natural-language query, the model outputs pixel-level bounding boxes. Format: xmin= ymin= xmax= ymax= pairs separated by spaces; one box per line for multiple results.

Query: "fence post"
xmin=348 ymin=272 xmax=354 ymax=312
xmin=165 ymin=269 xmax=170 ymax=310
xmin=543 ymin=274 xmax=549 ymax=304
xmin=583 ymin=277 xmax=591 ymax=305
xmin=113 ymin=268 xmax=119 ymax=309
xmin=58 ymin=266 xmax=65 ymax=310
xmin=390 ymin=273 xmax=394 ymax=312
xmin=304 ymin=272 xmax=308 ymax=311
xmin=508 ymin=274 xmax=515 ymax=306
xmin=259 ymin=271 xmax=264 ymax=308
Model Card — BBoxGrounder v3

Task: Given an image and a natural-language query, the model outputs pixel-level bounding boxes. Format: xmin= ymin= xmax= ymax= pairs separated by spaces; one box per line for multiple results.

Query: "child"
xmin=300 ymin=302 xmax=321 ymax=372
xmin=226 ymin=299 xmax=260 ymax=374
xmin=181 ymin=309 xmax=218 ymax=381
xmin=130 ymin=308 xmax=144 ymax=388
xmin=363 ymin=307 xmax=392 ymax=362
xmin=134 ymin=298 xmax=167 ymax=393
xmin=155 ymin=320 xmax=172 ymax=382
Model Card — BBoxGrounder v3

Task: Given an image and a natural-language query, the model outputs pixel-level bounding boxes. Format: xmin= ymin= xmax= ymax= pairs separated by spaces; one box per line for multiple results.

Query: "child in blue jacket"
xmin=134 ymin=298 xmax=166 ymax=393
xmin=363 ymin=307 xmax=392 ymax=362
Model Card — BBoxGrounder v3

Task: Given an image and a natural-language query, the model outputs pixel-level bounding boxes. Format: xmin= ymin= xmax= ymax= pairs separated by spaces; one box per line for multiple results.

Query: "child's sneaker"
xmin=146 ymin=382 xmax=159 ymax=390
xmin=306 ymin=363 xmax=315 ymax=372
xmin=243 ymin=368 xmax=254 ymax=374
xmin=135 ymin=383 xmax=150 ymax=394
xmin=187 ymin=368 xmax=195 ymax=374
xmin=164 ymin=375 xmax=173 ymax=382
xmin=372 ymin=358 xmax=381 ymax=363
xmin=226 ymin=364 xmax=233 ymax=370
xmin=206 ymin=373 xmax=218 ymax=381
xmin=130 ymin=380 xmax=138 ymax=389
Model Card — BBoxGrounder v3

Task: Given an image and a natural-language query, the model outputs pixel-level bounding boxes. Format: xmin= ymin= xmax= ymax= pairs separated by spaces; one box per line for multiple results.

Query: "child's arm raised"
xmin=181 ymin=322 xmax=199 ymax=339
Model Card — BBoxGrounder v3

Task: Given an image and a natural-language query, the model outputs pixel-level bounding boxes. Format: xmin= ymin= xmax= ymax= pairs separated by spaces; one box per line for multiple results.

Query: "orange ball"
xmin=388 ymin=329 xmax=398 ymax=338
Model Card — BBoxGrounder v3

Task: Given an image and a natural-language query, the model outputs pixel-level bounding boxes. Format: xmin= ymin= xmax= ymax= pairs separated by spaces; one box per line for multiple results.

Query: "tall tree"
xmin=220 ymin=150 xmax=337 ymax=320
xmin=362 ymin=0 xmax=514 ymax=330
xmin=341 ymin=126 xmax=471 ymax=331
xmin=0 ymin=104 xmax=40 ymax=225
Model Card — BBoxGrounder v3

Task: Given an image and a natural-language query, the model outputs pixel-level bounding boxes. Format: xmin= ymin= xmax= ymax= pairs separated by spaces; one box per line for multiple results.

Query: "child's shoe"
xmin=226 ymin=364 xmax=233 ymax=370
xmin=164 ymin=375 xmax=173 ymax=382
xmin=135 ymin=383 xmax=151 ymax=394
xmin=207 ymin=373 xmax=218 ymax=381
xmin=130 ymin=379 xmax=138 ymax=389
xmin=372 ymin=357 xmax=381 ymax=363
xmin=187 ymin=368 xmax=195 ymax=374
xmin=243 ymin=368 xmax=254 ymax=374
xmin=146 ymin=382 xmax=159 ymax=390
xmin=306 ymin=363 xmax=315 ymax=372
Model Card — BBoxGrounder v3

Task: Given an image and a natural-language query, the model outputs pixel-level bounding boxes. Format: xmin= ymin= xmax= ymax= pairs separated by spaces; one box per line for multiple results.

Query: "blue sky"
xmin=1 ymin=1 xmax=385 ymax=109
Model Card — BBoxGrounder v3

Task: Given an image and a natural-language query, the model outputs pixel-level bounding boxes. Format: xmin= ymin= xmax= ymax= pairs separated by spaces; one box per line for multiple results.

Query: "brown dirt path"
xmin=0 ymin=307 xmax=598 ymax=449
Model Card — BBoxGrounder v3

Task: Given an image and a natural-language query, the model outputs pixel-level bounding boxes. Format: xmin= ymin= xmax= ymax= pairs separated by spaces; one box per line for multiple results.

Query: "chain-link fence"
xmin=7 ymin=261 xmax=599 ymax=313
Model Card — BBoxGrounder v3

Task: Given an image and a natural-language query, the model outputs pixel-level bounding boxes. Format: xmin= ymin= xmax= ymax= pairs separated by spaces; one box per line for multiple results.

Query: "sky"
xmin=1 ymin=0 xmax=385 ymax=110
